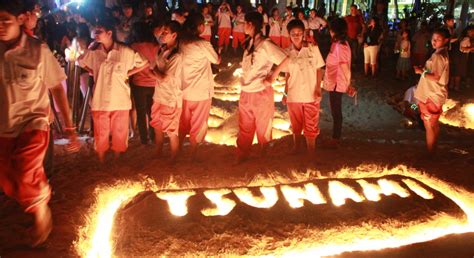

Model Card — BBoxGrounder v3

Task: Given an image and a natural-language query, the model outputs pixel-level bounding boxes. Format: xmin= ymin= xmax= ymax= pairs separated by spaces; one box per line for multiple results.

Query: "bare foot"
xmin=30 ymin=204 xmax=53 ymax=247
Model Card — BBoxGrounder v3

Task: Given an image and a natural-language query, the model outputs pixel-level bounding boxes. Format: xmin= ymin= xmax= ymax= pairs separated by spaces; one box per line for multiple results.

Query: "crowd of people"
xmin=0 ymin=0 xmax=473 ymax=248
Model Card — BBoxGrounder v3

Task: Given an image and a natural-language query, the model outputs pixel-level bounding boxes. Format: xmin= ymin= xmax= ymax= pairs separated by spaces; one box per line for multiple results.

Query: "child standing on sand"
xmin=283 ymin=19 xmax=325 ymax=155
xmin=0 ymin=0 xmax=79 ymax=246
xmin=396 ymin=29 xmax=411 ymax=80
xmin=413 ymin=28 xmax=450 ymax=153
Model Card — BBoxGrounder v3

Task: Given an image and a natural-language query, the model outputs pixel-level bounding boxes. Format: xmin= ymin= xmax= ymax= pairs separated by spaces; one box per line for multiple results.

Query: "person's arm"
xmin=414 ymin=54 xmax=446 ymax=83
xmin=264 ymin=57 xmax=289 ymax=85
xmin=202 ymin=40 xmax=221 ymax=64
xmin=228 ymin=4 xmax=234 ymax=18
xmin=283 ymin=72 xmax=289 ymax=105
xmin=315 ymin=68 xmax=323 ymax=99
xmin=49 ymin=84 xmax=80 ymax=151
xmin=127 ymin=62 xmax=149 ymax=77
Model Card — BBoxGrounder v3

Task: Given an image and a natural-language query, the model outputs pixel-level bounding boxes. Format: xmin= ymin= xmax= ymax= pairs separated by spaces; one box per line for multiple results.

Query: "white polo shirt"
xmin=281 ymin=16 xmax=295 ymax=37
xmin=240 ymin=38 xmax=287 ymax=93
xmin=233 ymin=13 xmax=245 ymax=33
xmin=308 ymin=16 xmax=327 ymax=30
xmin=153 ymin=47 xmax=183 ymax=108
xmin=269 ymin=17 xmax=281 ymax=37
xmin=414 ymin=48 xmax=449 ymax=106
xmin=78 ymin=43 xmax=147 ymax=111
xmin=200 ymin=14 xmax=214 ymax=37
xmin=286 ymin=44 xmax=325 ymax=103
xmin=180 ymin=39 xmax=219 ymax=101
xmin=217 ymin=10 xmax=232 ymax=29
xmin=0 ymin=33 xmax=67 ymax=137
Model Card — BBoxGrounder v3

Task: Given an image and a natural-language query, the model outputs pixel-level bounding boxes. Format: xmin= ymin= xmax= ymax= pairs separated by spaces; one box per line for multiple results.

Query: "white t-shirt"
xmin=286 ymin=44 xmax=325 ymax=103
xmin=0 ymin=33 xmax=67 ymax=137
xmin=281 ymin=16 xmax=295 ymax=37
xmin=201 ymin=14 xmax=214 ymax=37
xmin=79 ymin=43 xmax=147 ymax=111
xmin=414 ymin=48 xmax=449 ymax=106
xmin=217 ymin=10 xmax=232 ymax=29
xmin=180 ymin=39 xmax=219 ymax=101
xmin=241 ymin=38 xmax=287 ymax=93
xmin=233 ymin=13 xmax=245 ymax=33
xmin=308 ymin=16 xmax=327 ymax=30
xmin=153 ymin=47 xmax=183 ymax=108
xmin=269 ymin=17 xmax=281 ymax=37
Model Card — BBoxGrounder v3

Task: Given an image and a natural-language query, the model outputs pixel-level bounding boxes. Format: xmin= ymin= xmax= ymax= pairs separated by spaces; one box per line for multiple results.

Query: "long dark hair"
xmin=180 ymin=13 xmax=205 ymax=44
xmin=329 ymin=17 xmax=347 ymax=43
xmin=243 ymin=11 xmax=264 ymax=64
xmin=129 ymin=21 xmax=155 ymax=43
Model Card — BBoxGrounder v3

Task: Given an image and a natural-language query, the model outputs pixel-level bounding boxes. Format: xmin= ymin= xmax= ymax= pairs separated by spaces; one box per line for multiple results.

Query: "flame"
xmin=156 ymin=190 xmax=196 ymax=216
xmin=356 ymin=179 xmax=384 ymax=201
xmin=75 ymin=165 xmax=474 ymax=257
xmin=377 ymin=178 xmax=410 ymax=198
xmin=74 ymin=181 xmax=151 ymax=258
xmin=402 ymin=178 xmax=434 ymax=199
xmin=280 ymin=183 xmax=327 ymax=208
xmin=201 ymin=189 xmax=236 ymax=216
xmin=233 ymin=187 xmax=279 ymax=208
xmin=328 ymin=181 xmax=365 ymax=206
xmin=440 ymin=100 xmax=474 ymax=129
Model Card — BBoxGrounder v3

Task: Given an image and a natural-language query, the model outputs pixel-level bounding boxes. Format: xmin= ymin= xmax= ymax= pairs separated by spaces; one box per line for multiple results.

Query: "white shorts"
xmin=364 ymin=45 xmax=379 ymax=65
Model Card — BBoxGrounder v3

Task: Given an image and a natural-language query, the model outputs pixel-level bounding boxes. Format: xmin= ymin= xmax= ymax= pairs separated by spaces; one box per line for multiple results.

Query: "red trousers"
xmin=0 ymin=130 xmax=51 ymax=213
xmin=179 ymin=99 xmax=212 ymax=144
xmin=287 ymin=101 xmax=321 ymax=138
xmin=232 ymin=31 xmax=245 ymax=49
xmin=92 ymin=110 xmax=130 ymax=153
xmin=237 ymin=87 xmax=274 ymax=157
xmin=218 ymin=27 xmax=231 ymax=47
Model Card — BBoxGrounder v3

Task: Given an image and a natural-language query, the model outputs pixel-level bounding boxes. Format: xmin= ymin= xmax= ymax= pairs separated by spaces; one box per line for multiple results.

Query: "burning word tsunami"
xmin=155 ymin=176 xmax=435 ymax=217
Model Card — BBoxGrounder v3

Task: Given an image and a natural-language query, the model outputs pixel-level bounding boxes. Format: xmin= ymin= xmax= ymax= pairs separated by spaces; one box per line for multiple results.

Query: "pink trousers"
xmin=0 ymin=130 xmax=51 ymax=213
xmin=92 ymin=110 xmax=130 ymax=153
xmin=287 ymin=101 xmax=321 ymax=138
xmin=237 ymin=87 xmax=274 ymax=157
xmin=179 ymin=99 xmax=212 ymax=144
xmin=418 ymin=98 xmax=442 ymax=126
xmin=150 ymin=102 xmax=182 ymax=136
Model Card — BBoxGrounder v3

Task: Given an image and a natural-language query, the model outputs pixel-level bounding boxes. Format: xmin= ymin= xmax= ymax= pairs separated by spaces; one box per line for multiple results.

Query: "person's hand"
xmin=414 ymin=66 xmax=423 ymax=74
xmin=314 ymin=89 xmax=321 ymax=99
xmin=263 ymin=76 xmax=273 ymax=87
